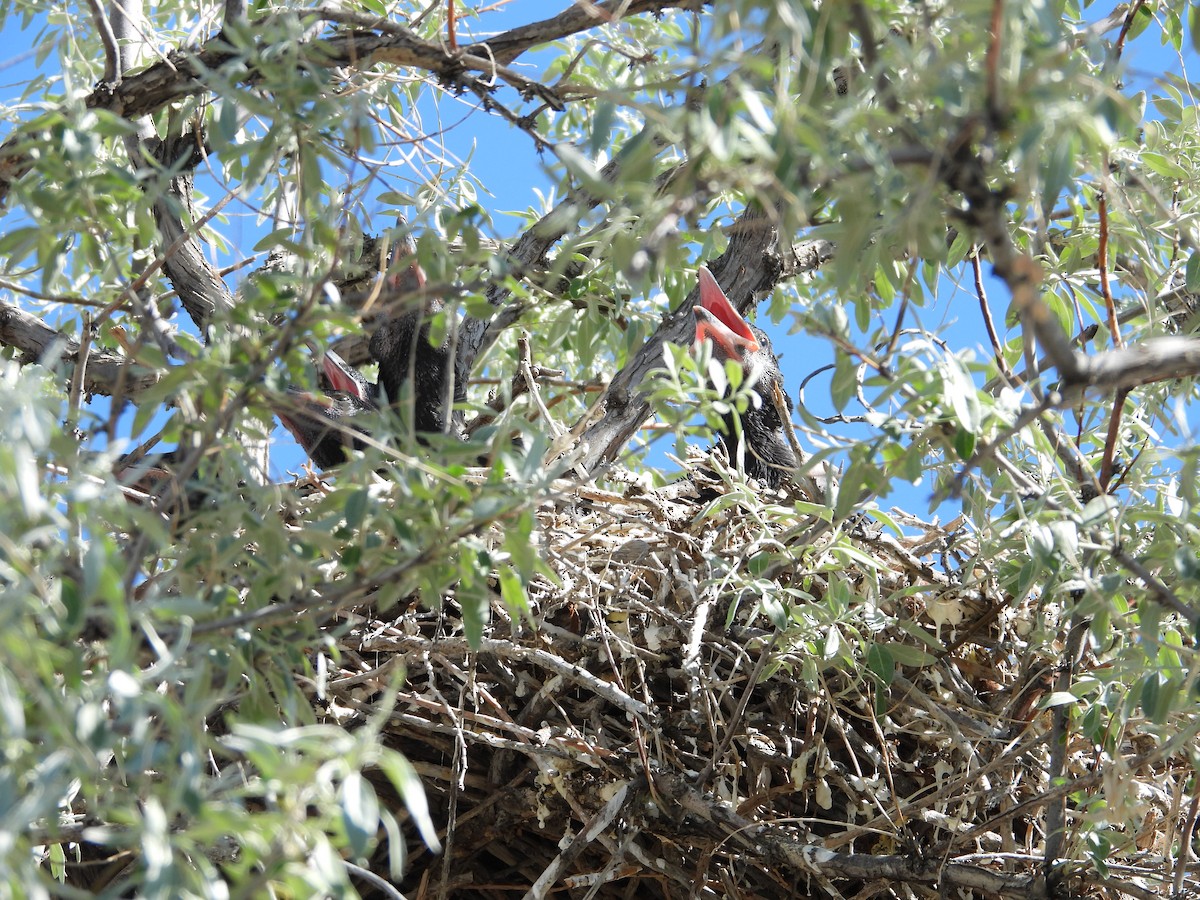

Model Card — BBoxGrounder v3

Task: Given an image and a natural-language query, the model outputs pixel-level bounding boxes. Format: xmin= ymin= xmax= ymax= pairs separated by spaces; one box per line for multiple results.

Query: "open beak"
xmin=693 ymin=265 xmax=760 ymax=362
xmin=319 ymin=350 xmax=373 ymax=405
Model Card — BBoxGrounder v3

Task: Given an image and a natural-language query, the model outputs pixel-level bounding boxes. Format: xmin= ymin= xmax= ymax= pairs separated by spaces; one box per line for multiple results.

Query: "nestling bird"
xmin=369 ymin=317 xmax=456 ymax=437
xmin=276 ymin=246 xmax=460 ymax=469
xmin=318 ymin=347 xmax=377 ymax=407
xmin=692 ymin=265 xmax=798 ymax=489
xmin=275 ymin=350 xmax=377 ymax=469
xmin=367 ymin=248 xmax=461 ymax=437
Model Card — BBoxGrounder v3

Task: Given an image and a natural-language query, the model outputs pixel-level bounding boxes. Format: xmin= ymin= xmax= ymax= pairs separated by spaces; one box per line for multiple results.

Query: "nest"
xmin=316 ymin=456 xmax=1189 ymax=899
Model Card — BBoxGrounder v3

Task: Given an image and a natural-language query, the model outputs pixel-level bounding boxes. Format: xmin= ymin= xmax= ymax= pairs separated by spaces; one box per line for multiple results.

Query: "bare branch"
xmin=88 ymin=0 xmax=121 ymax=83
xmin=475 ymin=0 xmax=707 ymax=65
xmin=0 ymin=300 xmax=160 ymax=397
xmin=1066 ymin=335 xmax=1200 ymax=394
xmin=0 ymin=0 xmax=698 ymax=206
xmin=1111 ymin=545 xmax=1200 ymax=629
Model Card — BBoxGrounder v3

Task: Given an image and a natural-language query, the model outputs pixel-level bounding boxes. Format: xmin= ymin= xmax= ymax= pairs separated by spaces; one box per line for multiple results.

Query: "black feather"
xmin=277 ymin=389 xmax=373 ymax=470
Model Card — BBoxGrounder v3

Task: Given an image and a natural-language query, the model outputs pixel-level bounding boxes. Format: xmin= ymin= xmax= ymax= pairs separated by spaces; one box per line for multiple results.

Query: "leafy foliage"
xmin=1 ymin=0 xmax=1199 ymax=896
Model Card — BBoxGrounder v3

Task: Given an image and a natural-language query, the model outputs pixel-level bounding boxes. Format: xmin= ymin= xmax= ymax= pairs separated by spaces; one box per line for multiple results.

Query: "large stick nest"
xmin=314 ymin=456 xmax=1188 ymax=900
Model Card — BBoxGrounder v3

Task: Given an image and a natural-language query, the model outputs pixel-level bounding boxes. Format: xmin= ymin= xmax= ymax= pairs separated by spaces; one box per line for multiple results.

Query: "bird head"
xmin=693 ymin=265 xmax=761 ymax=364
xmin=692 ymin=265 xmax=779 ymax=390
xmin=386 ymin=247 xmax=428 ymax=295
xmin=276 ymin=388 xmax=373 ymax=470
xmin=318 ymin=349 xmax=377 ymax=407
xmin=688 ymin=265 xmax=799 ymax=488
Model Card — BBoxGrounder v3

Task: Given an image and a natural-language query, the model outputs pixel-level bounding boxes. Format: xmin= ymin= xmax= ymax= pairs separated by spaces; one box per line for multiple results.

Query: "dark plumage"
xmin=276 ymin=382 xmax=375 ymax=470
xmin=276 ymin=246 xmax=460 ymax=469
xmin=270 ymin=347 xmax=379 ymax=469
xmin=367 ymin=255 xmax=460 ymax=437
xmin=692 ymin=265 xmax=797 ymax=488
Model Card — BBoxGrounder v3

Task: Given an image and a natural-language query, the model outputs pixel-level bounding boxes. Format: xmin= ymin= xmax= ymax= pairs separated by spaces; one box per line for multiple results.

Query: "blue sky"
xmin=1 ymin=3 xmax=1196 ymax=509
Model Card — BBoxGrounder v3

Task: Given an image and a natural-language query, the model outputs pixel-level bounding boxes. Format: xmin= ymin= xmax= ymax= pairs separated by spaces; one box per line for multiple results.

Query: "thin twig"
xmin=972 ymin=246 xmax=1013 ymax=380
xmin=1097 ymin=190 xmax=1123 ymax=349
xmin=1111 ymin=545 xmax=1200 ymax=628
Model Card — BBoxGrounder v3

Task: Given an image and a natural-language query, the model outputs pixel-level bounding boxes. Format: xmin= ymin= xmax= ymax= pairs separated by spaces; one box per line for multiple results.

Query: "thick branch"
xmin=1067 ymin=335 xmax=1200 ymax=394
xmin=476 ymin=0 xmax=707 ymax=65
xmin=0 ymin=0 xmax=696 ymax=206
xmin=0 ymin=301 xmax=160 ymax=396
xmin=136 ymin=135 xmax=236 ymax=331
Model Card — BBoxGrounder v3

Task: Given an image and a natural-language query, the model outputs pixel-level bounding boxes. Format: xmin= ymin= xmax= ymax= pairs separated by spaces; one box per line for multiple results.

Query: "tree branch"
xmin=1066 ymin=335 xmax=1200 ymax=394
xmin=573 ymin=207 xmax=833 ymax=475
xmin=453 ymin=114 xmax=679 ymax=394
xmin=476 ymin=0 xmax=707 ymax=65
xmin=0 ymin=0 xmax=699 ymax=206
xmin=0 ymin=301 xmax=160 ymax=396
xmin=940 ymin=145 xmax=1083 ymax=385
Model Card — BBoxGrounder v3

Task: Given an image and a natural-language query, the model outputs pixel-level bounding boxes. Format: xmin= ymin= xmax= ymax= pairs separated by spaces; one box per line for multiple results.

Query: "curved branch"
xmin=475 ymin=0 xmax=707 ymax=65
xmin=1067 ymin=335 xmax=1200 ymax=394
xmin=87 ymin=0 xmax=121 ymax=83
xmin=136 ymin=134 xmax=237 ymax=331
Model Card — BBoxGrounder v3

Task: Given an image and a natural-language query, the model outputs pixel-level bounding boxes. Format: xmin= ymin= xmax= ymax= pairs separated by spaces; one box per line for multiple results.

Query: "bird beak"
xmin=275 ymin=389 xmax=333 ymax=443
xmin=319 ymin=350 xmax=371 ymax=403
xmin=693 ymin=265 xmax=760 ymax=362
